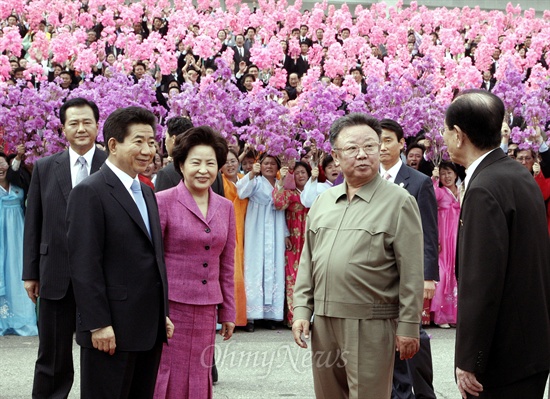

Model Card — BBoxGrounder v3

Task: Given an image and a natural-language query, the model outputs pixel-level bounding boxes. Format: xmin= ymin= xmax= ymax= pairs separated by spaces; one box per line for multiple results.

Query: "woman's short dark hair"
xmin=172 ymin=126 xmax=228 ymax=176
xmin=294 ymin=161 xmax=312 ymax=178
xmin=60 ymin=97 xmax=100 ymax=125
xmin=103 ymin=106 xmax=157 ymax=152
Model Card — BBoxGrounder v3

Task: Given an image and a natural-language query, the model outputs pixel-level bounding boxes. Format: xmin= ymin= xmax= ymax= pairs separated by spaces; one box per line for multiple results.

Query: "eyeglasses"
xmin=333 ymin=143 xmax=380 ymax=157
xmin=225 ymin=159 xmax=239 ymax=165
xmin=516 ymin=157 xmax=533 ymax=162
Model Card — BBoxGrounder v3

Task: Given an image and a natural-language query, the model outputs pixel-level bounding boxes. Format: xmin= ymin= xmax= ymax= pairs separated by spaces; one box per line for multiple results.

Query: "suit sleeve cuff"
xmin=292 ymin=306 xmax=313 ymax=322
xmin=396 ymin=321 xmax=420 ymax=338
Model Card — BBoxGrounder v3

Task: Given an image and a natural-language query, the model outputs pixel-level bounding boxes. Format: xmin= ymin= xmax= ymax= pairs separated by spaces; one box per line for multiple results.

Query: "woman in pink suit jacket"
xmin=154 ymin=127 xmax=236 ymax=399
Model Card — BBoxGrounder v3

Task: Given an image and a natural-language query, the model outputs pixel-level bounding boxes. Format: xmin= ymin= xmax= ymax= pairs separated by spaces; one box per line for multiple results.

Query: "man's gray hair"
xmin=329 ymin=113 xmax=382 ymax=147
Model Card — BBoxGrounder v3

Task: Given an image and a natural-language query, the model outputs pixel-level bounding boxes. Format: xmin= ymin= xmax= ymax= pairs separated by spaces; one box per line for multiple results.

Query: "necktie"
xmin=459 ymin=183 xmax=466 ymax=205
xmin=384 ymin=172 xmax=391 ymax=180
xmin=75 ymin=156 xmax=88 ymax=186
xmin=131 ymin=180 xmax=151 ymax=237
xmin=239 ymin=47 xmax=243 ymax=57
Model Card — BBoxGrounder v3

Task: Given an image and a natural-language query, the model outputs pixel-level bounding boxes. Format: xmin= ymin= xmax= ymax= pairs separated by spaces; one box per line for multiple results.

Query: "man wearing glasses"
xmin=292 ymin=113 xmax=424 ymax=399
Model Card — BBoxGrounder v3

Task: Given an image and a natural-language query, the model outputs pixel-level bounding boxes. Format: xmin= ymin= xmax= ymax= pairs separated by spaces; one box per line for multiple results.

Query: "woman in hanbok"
xmin=220 ymin=149 xmax=248 ymax=327
xmin=0 ymin=153 xmax=38 ymax=336
xmin=430 ymin=162 xmax=460 ymax=328
xmin=272 ymin=161 xmax=310 ymax=326
xmin=237 ymin=154 xmax=287 ymax=332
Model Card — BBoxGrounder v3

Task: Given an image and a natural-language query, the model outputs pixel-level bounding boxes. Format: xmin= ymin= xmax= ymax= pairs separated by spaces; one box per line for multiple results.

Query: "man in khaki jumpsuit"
xmin=292 ymin=113 xmax=424 ymax=399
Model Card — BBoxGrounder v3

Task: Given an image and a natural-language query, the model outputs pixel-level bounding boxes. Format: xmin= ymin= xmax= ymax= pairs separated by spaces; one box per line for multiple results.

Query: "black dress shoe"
xmin=245 ymin=322 xmax=254 ymax=332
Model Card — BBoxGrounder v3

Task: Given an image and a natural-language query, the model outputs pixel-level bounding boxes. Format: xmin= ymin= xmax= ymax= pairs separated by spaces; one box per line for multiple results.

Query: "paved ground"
xmin=1 ymin=325 xmax=461 ymax=398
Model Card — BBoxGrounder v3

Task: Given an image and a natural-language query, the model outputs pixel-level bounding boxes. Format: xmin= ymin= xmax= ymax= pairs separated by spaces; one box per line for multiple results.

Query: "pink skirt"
xmin=154 ymin=302 xmax=217 ymax=399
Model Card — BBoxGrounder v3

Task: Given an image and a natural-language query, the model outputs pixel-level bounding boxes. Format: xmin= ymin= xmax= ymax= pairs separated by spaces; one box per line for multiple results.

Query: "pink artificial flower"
xmin=269 ymin=68 xmax=287 ymax=89
xmin=0 ymin=27 xmax=23 ymax=57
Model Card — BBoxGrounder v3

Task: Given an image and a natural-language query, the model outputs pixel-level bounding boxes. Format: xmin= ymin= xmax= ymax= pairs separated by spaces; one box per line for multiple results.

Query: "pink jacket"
xmin=156 ymin=181 xmax=236 ymax=323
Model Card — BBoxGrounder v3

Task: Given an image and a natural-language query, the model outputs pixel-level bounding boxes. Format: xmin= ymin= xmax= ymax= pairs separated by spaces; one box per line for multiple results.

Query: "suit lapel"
xmin=394 ymin=164 xmax=410 ymax=189
xmin=90 ymin=148 xmax=107 ymax=173
xmin=103 ymin=167 xmax=152 ymax=243
xmin=55 ymin=150 xmax=72 ymax=202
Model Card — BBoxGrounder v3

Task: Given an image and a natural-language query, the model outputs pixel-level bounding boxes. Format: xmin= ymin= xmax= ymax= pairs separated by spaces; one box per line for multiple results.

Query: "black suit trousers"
xmin=32 ymin=287 xmax=76 ymax=399
xmin=392 ymin=326 xmax=435 ymax=399
xmin=80 ymin=341 xmax=163 ymax=399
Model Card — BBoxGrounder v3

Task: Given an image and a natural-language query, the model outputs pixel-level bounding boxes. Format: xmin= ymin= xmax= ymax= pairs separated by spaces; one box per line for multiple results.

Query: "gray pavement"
xmin=1 ymin=325 xmax=460 ymax=398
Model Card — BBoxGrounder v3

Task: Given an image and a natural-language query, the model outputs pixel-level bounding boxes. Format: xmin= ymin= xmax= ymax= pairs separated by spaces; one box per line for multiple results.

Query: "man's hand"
xmin=395 ymin=336 xmax=419 ymax=360
xmin=292 ymin=319 xmax=310 ymax=349
xmin=424 ymin=280 xmax=435 ymax=299
xmin=24 ymin=280 xmax=40 ymax=304
xmin=92 ymin=326 xmax=116 ymax=355
xmin=219 ymin=322 xmax=235 ymax=341
xmin=456 ymin=367 xmax=483 ymax=398
xmin=533 ymin=162 xmax=541 ymax=176
xmin=166 ymin=317 xmax=174 ymax=339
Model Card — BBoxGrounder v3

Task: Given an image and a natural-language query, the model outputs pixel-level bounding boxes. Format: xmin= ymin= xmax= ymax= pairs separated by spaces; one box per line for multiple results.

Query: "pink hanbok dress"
xmin=430 ymin=179 xmax=460 ymax=324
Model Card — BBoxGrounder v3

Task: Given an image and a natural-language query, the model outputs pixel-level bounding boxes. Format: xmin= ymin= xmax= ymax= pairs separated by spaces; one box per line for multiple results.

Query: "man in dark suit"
xmin=66 ymin=106 xmax=173 ymax=399
xmin=156 ymin=116 xmax=224 ymax=195
xmin=22 ymin=97 xmax=107 ymax=398
xmin=379 ymin=119 xmax=439 ymax=399
xmin=444 ymin=89 xmax=550 ymax=399
xmin=295 ymin=42 xmax=310 ymax=78
xmin=232 ymin=34 xmax=250 ymax=73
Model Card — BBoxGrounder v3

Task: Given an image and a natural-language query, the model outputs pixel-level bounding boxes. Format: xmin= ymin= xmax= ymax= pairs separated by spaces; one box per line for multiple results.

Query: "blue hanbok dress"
xmin=0 ymin=184 xmax=38 ymax=336
xmin=237 ymin=173 xmax=287 ymax=321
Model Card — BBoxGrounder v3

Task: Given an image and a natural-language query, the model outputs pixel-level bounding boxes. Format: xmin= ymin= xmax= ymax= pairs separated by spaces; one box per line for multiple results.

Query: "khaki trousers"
xmin=310 ymin=316 xmax=396 ymax=399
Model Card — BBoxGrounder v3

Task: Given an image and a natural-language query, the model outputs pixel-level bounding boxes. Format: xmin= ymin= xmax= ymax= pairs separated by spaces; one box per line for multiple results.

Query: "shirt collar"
xmin=334 ymin=174 xmax=382 ymax=203
xmin=380 ymin=159 xmax=402 ymax=180
xmin=69 ymin=145 xmax=96 ymax=168
xmin=464 ymin=148 xmax=498 ymax=191
xmin=105 ymin=159 xmax=140 ymax=191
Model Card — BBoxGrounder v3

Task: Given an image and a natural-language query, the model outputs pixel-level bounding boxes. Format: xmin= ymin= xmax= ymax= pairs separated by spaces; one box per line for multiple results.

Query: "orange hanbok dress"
xmin=222 ymin=173 xmax=248 ymax=326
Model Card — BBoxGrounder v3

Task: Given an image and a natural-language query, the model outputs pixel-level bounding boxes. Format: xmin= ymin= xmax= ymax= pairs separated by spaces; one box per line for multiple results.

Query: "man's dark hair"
xmin=246 ymin=64 xmax=259 ymax=73
xmin=59 ymin=97 xmax=100 ymax=125
xmin=166 ymin=117 xmax=193 ymax=138
xmin=380 ymin=118 xmax=405 ymax=142
xmin=59 ymin=70 xmax=72 ymax=78
xmin=329 ymin=113 xmax=382 ymax=146
xmin=291 ymin=28 xmax=300 ymax=34
xmin=340 ymin=28 xmax=350 ymax=33
xmin=103 ymin=106 xmax=157 ymax=153
xmin=349 ymin=66 xmax=364 ymax=76
xmin=235 ymin=34 xmax=245 ymax=41
xmin=406 ymin=142 xmax=425 ymax=155
xmin=13 ymin=66 xmax=26 ymax=75
xmin=300 ymin=24 xmax=309 ymax=31
xmin=172 ymin=126 xmax=228 ymax=174
xmin=133 ymin=62 xmax=146 ymax=71
xmin=445 ymin=89 xmax=504 ymax=150
xmin=246 ymin=27 xmax=256 ymax=34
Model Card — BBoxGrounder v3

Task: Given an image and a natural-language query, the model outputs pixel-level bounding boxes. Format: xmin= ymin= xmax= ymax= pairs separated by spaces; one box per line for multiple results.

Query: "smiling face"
xmin=516 ymin=150 xmax=535 ymax=172
xmin=63 ymin=106 xmax=99 ymax=155
xmin=0 ymin=155 xmax=8 ymax=184
xmin=108 ymin=124 xmax=156 ymax=178
xmin=180 ymin=144 xmax=218 ymax=195
xmin=439 ymin=166 xmax=457 ymax=188
xmin=332 ymin=125 xmax=380 ymax=187
xmin=221 ymin=151 xmax=239 ymax=180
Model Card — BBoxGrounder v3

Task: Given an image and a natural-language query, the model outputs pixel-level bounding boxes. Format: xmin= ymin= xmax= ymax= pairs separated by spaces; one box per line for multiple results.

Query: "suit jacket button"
xmin=203 ymin=263 xmax=208 ymax=268
xmin=205 ymin=228 xmax=211 ymax=233
xmin=202 ymin=280 xmax=207 ymax=284
xmin=205 ymin=246 xmax=210 ymax=250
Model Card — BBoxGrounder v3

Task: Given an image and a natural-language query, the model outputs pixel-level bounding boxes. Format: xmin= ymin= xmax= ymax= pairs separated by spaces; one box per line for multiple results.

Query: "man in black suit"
xmin=379 ymin=119 xmax=439 ymax=399
xmin=66 ymin=106 xmax=173 ymax=399
xmin=156 ymin=116 xmax=224 ymax=195
xmin=295 ymin=42 xmax=310 ymax=78
xmin=232 ymin=34 xmax=250 ymax=73
xmin=23 ymin=97 xmax=108 ymax=398
xmin=444 ymin=89 xmax=550 ymax=399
